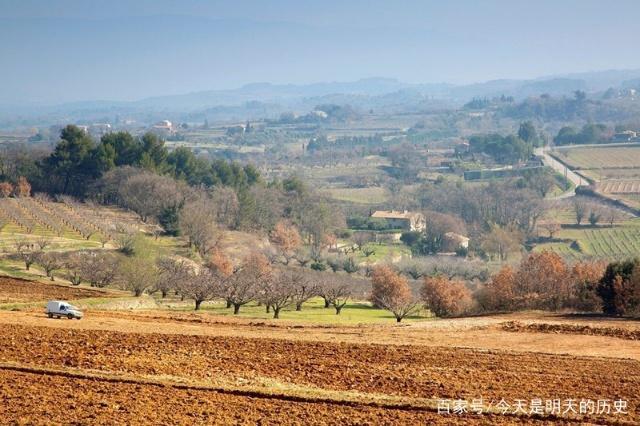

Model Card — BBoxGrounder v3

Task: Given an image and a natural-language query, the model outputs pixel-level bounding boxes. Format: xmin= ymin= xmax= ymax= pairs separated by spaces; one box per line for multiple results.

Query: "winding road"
xmin=535 ymin=147 xmax=588 ymax=199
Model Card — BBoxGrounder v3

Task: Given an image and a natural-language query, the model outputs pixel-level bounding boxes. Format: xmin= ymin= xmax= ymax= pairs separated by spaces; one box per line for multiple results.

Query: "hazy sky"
xmin=2 ymin=0 xmax=640 ymax=104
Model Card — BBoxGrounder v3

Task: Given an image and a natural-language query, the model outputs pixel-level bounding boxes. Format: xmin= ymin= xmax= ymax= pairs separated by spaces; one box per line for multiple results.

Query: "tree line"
xmin=468 ymin=121 xmax=542 ymax=164
xmin=0 ymin=125 xmax=260 ymax=197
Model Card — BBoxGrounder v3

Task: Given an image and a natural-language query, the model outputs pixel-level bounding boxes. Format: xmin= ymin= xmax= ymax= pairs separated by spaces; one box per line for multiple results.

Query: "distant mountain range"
xmin=3 ymin=69 xmax=640 ymax=128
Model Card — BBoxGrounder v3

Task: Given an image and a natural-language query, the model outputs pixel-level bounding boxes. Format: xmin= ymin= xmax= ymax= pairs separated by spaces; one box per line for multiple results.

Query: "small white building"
xmin=443 ymin=232 xmax=470 ymax=252
xmin=152 ymin=120 xmax=174 ymax=133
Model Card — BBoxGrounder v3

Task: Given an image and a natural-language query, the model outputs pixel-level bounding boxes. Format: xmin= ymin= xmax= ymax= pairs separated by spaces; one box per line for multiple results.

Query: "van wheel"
xmin=47 ymin=313 xmax=53 ymax=318
xmin=67 ymin=313 xmax=73 ymax=319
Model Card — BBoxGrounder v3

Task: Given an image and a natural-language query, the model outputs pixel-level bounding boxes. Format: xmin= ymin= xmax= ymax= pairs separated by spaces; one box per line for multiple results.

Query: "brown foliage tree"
xmin=0 ymin=182 xmax=13 ymax=197
xmin=207 ymin=249 xmax=234 ymax=278
xmin=421 ymin=275 xmax=472 ymax=317
xmin=370 ymin=265 xmax=419 ymax=322
xmin=14 ymin=176 xmax=31 ymax=197
xmin=270 ymin=221 xmax=302 ymax=265
xmin=515 ymin=251 xmax=570 ymax=310
xmin=569 ymin=261 xmax=606 ymax=311
xmin=479 ymin=265 xmax=516 ymax=311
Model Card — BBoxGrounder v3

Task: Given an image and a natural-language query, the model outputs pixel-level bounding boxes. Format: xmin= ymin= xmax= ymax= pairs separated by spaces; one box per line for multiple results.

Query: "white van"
xmin=46 ymin=301 xmax=83 ymax=319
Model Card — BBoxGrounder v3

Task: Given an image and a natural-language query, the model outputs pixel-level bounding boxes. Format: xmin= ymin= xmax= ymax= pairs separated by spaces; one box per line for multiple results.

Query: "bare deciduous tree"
xmin=114 ymin=224 xmax=137 ymax=255
xmin=13 ymin=237 xmax=40 ymax=270
xmin=540 ymin=220 xmax=561 ymax=239
xmin=179 ymin=194 xmax=223 ymax=258
xmin=80 ymin=252 xmax=119 ymax=288
xmin=224 ymin=252 xmax=272 ymax=314
xmin=480 ymin=225 xmax=523 ymax=261
xmin=118 ymin=255 xmax=158 ymax=297
xmin=210 ymin=186 xmax=239 ymax=228
xmin=177 ymin=267 xmax=222 ymax=310
xmin=63 ymin=252 xmax=85 ymax=285
xmin=290 ymin=270 xmax=319 ymax=311
xmin=259 ymin=269 xmax=298 ymax=318
xmin=35 ymin=252 xmax=64 ymax=281
xmin=322 ymin=278 xmax=352 ymax=315
xmin=117 ymin=171 xmax=189 ymax=222
xmin=156 ymin=256 xmax=189 ymax=298
xmin=573 ymin=198 xmax=588 ymax=225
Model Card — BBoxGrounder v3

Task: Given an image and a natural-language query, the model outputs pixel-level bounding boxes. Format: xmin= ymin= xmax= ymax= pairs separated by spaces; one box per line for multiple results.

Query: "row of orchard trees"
xmin=154 ymin=252 xmax=355 ymax=318
xmin=26 ymin=243 xmax=358 ymax=320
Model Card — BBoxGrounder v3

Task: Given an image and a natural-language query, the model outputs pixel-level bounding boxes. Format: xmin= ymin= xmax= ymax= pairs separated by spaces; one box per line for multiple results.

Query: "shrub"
xmin=400 ymin=231 xmax=421 ymax=247
xmin=310 ymin=261 xmax=327 ymax=271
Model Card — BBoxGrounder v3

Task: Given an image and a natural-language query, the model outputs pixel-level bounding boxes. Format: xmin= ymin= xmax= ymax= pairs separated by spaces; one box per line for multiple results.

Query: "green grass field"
xmin=158 ymin=297 xmax=432 ymax=324
xmin=354 ymin=242 xmax=411 ymax=263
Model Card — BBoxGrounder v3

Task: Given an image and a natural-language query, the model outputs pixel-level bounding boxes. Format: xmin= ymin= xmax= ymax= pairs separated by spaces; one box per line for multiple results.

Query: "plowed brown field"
xmin=0 ymin=317 xmax=637 ymax=425
xmin=0 ymin=276 xmax=112 ymax=303
xmin=0 ymin=369 xmax=559 ymax=425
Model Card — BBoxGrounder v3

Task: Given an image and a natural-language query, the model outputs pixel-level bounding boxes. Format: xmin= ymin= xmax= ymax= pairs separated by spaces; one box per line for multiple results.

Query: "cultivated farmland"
xmin=558 ymin=145 xmax=640 ymax=170
xmin=0 ymin=304 xmax=638 ymax=425
xmin=0 ymin=197 xmax=143 ymax=249
xmin=535 ymin=219 xmax=640 ymax=260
